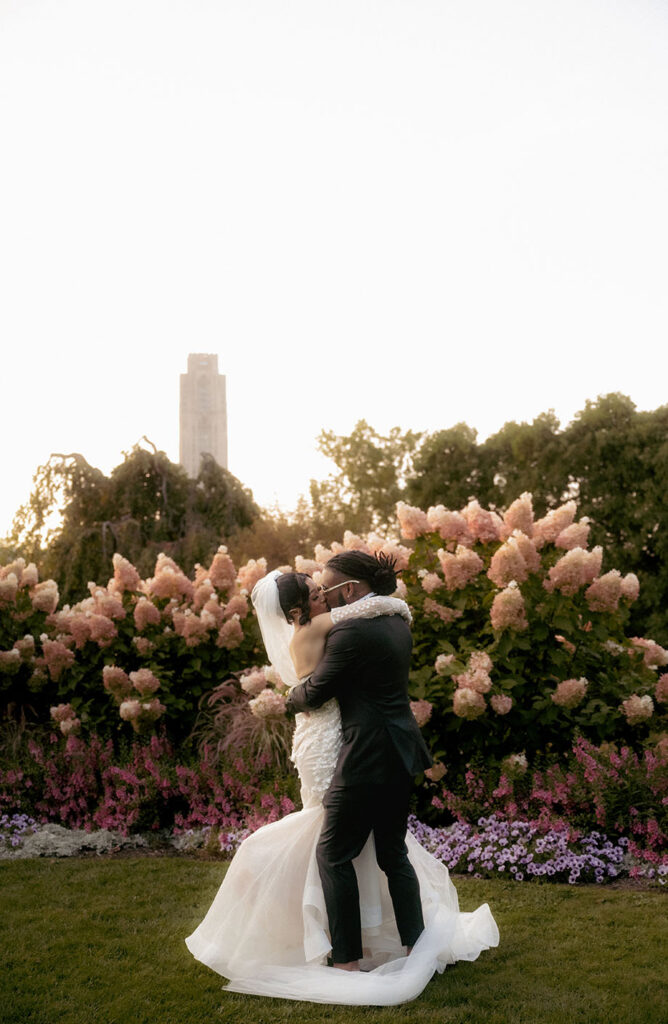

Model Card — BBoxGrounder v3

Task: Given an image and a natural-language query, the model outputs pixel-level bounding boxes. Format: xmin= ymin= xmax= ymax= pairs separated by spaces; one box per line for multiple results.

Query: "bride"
xmin=185 ymin=566 xmax=499 ymax=1005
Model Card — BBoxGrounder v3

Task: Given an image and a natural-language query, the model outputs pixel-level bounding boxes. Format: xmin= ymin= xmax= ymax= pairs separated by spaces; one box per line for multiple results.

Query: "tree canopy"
xmin=5 ymin=441 xmax=258 ymax=604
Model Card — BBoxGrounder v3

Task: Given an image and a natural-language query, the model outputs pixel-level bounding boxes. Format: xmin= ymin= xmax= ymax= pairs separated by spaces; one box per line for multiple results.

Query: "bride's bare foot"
xmin=333 ymin=961 xmax=360 ymax=971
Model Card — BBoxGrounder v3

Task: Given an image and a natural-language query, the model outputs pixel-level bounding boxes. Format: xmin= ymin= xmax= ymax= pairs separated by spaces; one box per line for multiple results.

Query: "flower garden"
xmin=1 ymin=492 xmax=666 ymax=884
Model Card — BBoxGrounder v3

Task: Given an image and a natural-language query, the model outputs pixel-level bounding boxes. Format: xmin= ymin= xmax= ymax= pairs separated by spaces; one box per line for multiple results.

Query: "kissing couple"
xmin=186 ymin=550 xmax=499 ymax=1006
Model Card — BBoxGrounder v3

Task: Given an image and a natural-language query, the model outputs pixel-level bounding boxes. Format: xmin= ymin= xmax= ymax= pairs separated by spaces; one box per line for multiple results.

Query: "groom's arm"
xmin=286 ymin=623 xmax=360 ymax=713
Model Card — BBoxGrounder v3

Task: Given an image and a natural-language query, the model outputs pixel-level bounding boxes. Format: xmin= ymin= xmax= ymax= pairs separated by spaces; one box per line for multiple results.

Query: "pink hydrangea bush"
xmin=395 ymin=492 xmax=666 ymax=779
xmin=1 ymin=548 xmax=261 ymax=743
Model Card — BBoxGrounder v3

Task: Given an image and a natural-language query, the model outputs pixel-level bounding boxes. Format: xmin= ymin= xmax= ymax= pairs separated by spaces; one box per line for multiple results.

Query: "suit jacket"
xmin=287 ymin=614 xmax=432 ymax=786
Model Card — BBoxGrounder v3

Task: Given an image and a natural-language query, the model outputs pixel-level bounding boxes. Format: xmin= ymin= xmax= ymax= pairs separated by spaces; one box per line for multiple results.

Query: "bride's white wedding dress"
xmin=185 ymin=594 xmax=499 ymax=1006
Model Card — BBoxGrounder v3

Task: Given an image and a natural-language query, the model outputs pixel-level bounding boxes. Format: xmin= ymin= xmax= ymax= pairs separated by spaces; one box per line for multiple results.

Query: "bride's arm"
xmin=330 ymin=594 xmax=412 ymax=625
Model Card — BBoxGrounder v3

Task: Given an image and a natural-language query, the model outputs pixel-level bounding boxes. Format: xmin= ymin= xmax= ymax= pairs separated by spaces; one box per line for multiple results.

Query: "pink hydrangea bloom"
xmin=503 ymin=752 xmax=528 ymax=775
xmin=487 ymin=536 xmax=529 ymax=588
xmin=654 ymin=674 xmax=668 ymax=703
xmin=88 ymin=614 xmax=117 ymax=646
xmin=41 ymin=638 xmax=75 ymax=682
xmin=460 ymin=500 xmax=502 ymax=544
xmin=533 ymin=501 xmax=577 ymax=547
xmin=223 ymin=594 xmax=249 ymax=620
xmin=409 ymin=699 xmax=433 ymax=727
xmin=394 ymin=578 xmax=407 ymax=598
xmin=241 ymin=668 xmax=268 ymax=696
xmin=217 ymin=616 xmax=244 ymax=649
xmin=248 ymin=688 xmax=287 ymax=719
xmin=21 ymin=563 xmax=39 ymax=588
xmin=0 ymin=649 xmax=21 ymax=673
xmin=490 ymin=694 xmax=513 ymax=715
xmin=31 ymin=579 xmax=59 ymax=614
xmin=551 ymin=677 xmax=588 ymax=708
xmin=512 ymin=531 xmax=541 ymax=573
xmin=469 ymin=651 xmax=493 ymax=673
xmin=341 ymin=532 xmax=366 ymax=553
xmin=396 ymin=501 xmax=431 ymax=540
xmin=544 ymin=546 xmax=603 ymax=596
xmin=89 ymin=586 xmax=126 ymax=620
xmin=434 ymin=653 xmax=455 ymax=675
xmin=420 ymin=572 xmax=442 ymax=594
xmin=365 ymin=535 xmax=412 ymax=573
xmin=585 ymin=570 xmax=623 ymax=613
xmin=119 ymin=699 xmax=142 ymax=722
xmin=264 ymin=664 xmax=285 ymax=690
xmin=502 ymin=492 xmax=534 ymax=538
xmin=425 ymin=761 xmax=447 ymax=782
xmin=13 ymin=635 xmax=35 ymax=662
xmin=0 ymin=573 xmax=19 ymax=604
xmin=145 ymin=554 xmax=194 ymax=602
xmin=555 ymin=519 xmax=591 ymax=551
xmin=621 ymin=693 xmax=654 ymax=725
xmin=490 ymin=582 xmax=528 ymax=632
xmin=630 ymin=637 xmax=668 ymax=668
xmin=423 ymin=599 xmax=464 ymax=625
xmin=103 ymin=666 xmax=133 ymax=701
xmin=132 ymin=637 xmax=155 ymax=657
xmin=59 ymin=716 xmax=81 ymax=736
xmin=452 ymin=687 xmax=486 ymax=719
xmin=437 ymin=545 xmax=484 ymax=590
xmin=454 ymin=668 xmax=492 ymax=694
xmin=134 ymin=596 xmax=162 ymax=631
xmin=172 ymin=609 xmax=210 ymax=647
xmin=50 ymin=702 xmax=76 ymax=723
xmin=311 ymin=544 xmax=332 ymax=563
xmin=129 ymin=668 xmax=161 ymax=696
xmin=66 ymin=612 xmax=93 ymax=648
xmin=620 ymin=573 xmax=640 ymax=602
xmin=111 ymin=553 xmax=140 ymax=592
xmin=237 ymin=558 xmax=268 ymax=594
xmin=192 ymin=580 xmax=215 ymax=612
xmin=207 ymin=547 xmax=237 ymax=592
xmin=199 ymin=598 xmax=223 ymax=629
xmin=295 ymin=556 xmax=321 ymax=575
xmin=426 ymin=506 xmax=472 ymax=545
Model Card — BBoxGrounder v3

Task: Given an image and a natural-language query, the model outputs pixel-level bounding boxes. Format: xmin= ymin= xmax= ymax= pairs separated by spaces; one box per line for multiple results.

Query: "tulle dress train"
xmin=186 ymin=695 xmax=499 ymax=1005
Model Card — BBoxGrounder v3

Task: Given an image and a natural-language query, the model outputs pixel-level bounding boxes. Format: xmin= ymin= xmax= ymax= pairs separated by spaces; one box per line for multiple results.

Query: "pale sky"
xmin=1 ymin=0 xmax=667 ymax=537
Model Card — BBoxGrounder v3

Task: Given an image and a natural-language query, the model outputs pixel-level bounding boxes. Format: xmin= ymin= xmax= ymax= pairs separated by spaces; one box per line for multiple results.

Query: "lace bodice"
xmin=290 ymin=594 xmax=412 ymax=806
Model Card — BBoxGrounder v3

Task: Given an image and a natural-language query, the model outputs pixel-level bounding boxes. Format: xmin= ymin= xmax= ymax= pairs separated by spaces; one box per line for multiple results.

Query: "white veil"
xmin=251 ymin=569 xmax=300 ymax=688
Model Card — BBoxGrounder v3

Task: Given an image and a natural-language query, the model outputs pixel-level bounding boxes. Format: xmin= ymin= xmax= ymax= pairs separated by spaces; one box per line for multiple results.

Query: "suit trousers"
xmin=316 ymin=766 xmax=425 ymax=963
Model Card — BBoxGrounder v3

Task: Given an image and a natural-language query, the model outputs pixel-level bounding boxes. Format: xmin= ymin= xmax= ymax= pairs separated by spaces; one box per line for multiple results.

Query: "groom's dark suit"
xmin=287 ymin=611 xmax=432 ymax=963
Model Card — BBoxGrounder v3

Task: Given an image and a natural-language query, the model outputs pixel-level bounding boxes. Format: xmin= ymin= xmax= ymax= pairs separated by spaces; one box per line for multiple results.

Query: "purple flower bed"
xmin=408 ymin=814 xmax=667 ymax=885
xmin=0 ymin=812 xmax=39 ymax=848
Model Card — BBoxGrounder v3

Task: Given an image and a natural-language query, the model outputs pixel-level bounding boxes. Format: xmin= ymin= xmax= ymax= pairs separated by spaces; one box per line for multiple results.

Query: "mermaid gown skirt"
xmin=185 ymin=698 xmax=499 ymax=1005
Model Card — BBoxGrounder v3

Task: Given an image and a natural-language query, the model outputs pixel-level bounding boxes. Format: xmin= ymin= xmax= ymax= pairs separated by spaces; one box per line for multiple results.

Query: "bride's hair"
xmin=276 ymin=572 xmax=313 ymax=626
xmin=325 ymin=551 xmax=398 ymax=596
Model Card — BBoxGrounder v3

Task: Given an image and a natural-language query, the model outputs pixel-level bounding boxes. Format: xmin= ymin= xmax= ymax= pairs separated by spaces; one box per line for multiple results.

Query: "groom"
xmin=286 ymin=551 xmax=432 ymax=971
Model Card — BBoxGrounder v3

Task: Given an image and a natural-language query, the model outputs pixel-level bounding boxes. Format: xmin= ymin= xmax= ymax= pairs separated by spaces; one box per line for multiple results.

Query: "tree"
xmin=405 ymin=423 xmax=482 ymax=511
xmin=309 ymin=420 xmax=422 ymax=534
xmin=406 ymin=395 xmax=667 ymax=643
xmin=557 ymin=395 xmax=668 ymax=641
xmin=7 ymin=441 xmax=258 ymax=603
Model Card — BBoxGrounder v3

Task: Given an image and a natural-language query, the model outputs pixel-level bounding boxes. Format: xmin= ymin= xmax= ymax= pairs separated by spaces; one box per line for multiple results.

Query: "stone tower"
xmin=179 ymin=354 xmax=228 ymax=477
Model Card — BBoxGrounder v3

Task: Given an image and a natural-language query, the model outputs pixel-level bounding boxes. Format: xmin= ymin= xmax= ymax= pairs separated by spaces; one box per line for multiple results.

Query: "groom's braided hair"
xmin=325 ymin=551 xmax=398 ymax=596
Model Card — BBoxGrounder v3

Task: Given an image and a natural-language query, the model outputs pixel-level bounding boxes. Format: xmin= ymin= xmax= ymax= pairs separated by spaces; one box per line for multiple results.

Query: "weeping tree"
xmin=6 ymin=440 xmax=258 ymax=604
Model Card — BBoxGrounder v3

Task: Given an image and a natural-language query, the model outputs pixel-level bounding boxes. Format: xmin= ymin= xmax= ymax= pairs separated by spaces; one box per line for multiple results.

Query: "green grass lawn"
xmin=1 ymin=857 xmax=666 ymax=1024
